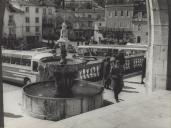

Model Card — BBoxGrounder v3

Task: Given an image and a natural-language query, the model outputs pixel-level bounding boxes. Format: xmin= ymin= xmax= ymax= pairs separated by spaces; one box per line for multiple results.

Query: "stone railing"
xmin=79 ymin=54 xmax=144 ymax=81
xmin=79 ymin=60 xmax=102 ymax=81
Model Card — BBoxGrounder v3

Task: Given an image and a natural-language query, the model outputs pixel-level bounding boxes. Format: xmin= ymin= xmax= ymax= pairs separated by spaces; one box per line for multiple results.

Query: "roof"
xmin=7 ymin=2 xmax=24 ymax=13
xmin=32 ymin=52 xmax=53 ymax=60
xmin=2 ymin=49 xmax=54 ymax=60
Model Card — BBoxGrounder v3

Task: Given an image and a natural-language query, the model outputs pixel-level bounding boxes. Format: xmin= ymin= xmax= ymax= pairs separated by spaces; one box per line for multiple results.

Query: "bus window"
xmin=3 ymin=56 xmax=10 ymax=63
xmin=21 ymin=59 xmax=31 ymax=66
xmin=11 ymin=57 xmax=21 ymax=65
xmin=32 ymin=61 xmax=38 ymax=72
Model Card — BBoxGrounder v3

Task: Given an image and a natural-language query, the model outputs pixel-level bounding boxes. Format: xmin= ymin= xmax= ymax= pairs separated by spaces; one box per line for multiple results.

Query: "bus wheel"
xmin=24 ymin=78 xmax=31 ymax=85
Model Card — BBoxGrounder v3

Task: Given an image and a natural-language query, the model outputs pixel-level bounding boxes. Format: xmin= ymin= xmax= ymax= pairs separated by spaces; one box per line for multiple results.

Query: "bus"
xmin=76 ymin=44 xmax=147 ymax=57
xmin=2 ymin=49 xmax=60 ymax=85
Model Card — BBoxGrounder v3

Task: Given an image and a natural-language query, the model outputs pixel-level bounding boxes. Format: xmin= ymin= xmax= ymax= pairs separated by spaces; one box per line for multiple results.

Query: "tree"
xmin=0 ymin=0 xmax=5 ymax=127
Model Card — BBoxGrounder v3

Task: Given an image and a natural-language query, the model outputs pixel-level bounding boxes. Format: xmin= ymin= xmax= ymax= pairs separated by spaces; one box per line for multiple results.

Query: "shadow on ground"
xmin=124 ymin=81 xmax=143 ymax=85
xmin=123 ymin=86 xmax=136 ymax=89
xmin=4 ymin=113 xmax=23 ymax=118
xmin=103 ymin=100 xmax=113 ymax=107
xmin=122 ymin=90 xmax=139 ymax=93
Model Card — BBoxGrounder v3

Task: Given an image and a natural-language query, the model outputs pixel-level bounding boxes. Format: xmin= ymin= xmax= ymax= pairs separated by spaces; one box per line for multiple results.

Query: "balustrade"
xmin=79 ymin=54 xmax=144 ymax=81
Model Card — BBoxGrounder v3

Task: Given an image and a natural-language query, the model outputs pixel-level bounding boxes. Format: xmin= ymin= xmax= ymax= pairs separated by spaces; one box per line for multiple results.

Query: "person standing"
xmin=141 ymin=56 xmax=146 ymax=84
xmin=103 ymin=57 xmax=111 ymax=89
xmin=111 ymin=60 xmax=124 ymax=102
xmin=116 ymin=51 xmax=125 ymax=76
xmin=99 ymin=59 xmax=105 ymax=80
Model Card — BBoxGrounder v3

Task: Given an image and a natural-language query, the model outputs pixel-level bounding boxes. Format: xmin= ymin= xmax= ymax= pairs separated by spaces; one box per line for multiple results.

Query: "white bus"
xmin=2 ymin=49 xmax=59 ymax=85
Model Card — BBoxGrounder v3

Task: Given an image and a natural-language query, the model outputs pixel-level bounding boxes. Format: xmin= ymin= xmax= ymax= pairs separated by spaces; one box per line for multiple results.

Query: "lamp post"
xmin=0 ymin=0 xmax=5 ymax=128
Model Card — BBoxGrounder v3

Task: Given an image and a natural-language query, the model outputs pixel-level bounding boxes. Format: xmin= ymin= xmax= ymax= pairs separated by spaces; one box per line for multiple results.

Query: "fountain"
xmin=22 ymin=22 xmax=104 ymax=121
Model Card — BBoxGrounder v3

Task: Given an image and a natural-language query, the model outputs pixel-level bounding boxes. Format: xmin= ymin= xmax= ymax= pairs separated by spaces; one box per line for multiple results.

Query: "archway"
xmin=146 ymin=0 xmax=171 ymax=92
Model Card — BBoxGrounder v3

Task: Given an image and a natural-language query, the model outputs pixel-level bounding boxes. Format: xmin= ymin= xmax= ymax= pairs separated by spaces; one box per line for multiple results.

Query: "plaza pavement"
xmin=3 ymin=76 xmax=171 ymax=128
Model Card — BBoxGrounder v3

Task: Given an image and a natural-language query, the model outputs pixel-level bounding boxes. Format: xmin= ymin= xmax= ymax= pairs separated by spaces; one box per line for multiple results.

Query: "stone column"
xmin=0 ymin=0 xmax=5 ymax=127
xmin=166 ymin=0 xmax=171 ymax=90
xmin=147 ymin=0 xmax=169 ymax=92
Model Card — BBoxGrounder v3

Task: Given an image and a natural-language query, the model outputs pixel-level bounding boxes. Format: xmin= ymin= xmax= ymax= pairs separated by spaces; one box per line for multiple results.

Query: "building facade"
xmin=132 ymin=0 xmax=148 ymax=44
xmin=10 ymin=0 xmax=43 ymax=48
xmin=3 ymin=2 xmax=24 ymax=38
xmin=3 ymin=2 xmax=25 ymax=49
xmin=105 ymin=0 xmax=134 ymax=44
xmin=41 ymin=0 xmax=56 ymax=40
xmin=55 ymin=0 xmax=105 ymax=42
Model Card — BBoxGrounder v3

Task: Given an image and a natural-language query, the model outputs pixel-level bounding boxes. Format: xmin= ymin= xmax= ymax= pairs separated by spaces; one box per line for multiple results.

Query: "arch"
xmin=146 ymin=0 xmax=171 ymax=92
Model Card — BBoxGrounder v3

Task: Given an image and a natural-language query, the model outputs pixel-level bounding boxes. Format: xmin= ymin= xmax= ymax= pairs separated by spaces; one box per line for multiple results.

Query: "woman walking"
xmin=110 ymin=60 xmax=124 ymax=102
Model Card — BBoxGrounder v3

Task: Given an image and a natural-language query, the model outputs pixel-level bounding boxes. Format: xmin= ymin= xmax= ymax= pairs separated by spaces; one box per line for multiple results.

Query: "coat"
xmin=110 ymin=67 xmax=124 ymax=94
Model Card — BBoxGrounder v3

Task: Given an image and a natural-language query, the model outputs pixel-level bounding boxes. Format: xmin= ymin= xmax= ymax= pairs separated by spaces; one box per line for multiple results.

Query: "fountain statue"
xmin=57 ymin=22 xmax=69 ymax=46
xmin=22 ymin=22 xmax=104 ymax=121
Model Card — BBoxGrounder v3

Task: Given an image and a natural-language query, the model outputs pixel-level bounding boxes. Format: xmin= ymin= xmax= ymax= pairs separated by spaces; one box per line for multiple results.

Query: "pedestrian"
xmin=103 ymin=57 xmax=111 ymax=89
xmin=141 ymin=56 xmax=146 ymax=84
xmin=115 ymin=50 xmax=125 ymax=75
xmin=111 ymin=60 xmax=124 ymax=103
xmin=99 ymin=59 xmax=105 ymax=80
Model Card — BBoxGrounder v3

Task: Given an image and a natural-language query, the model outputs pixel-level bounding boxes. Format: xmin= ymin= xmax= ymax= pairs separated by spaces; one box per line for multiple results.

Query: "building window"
xmin=25 ymin=17 xmax=30 ymax=23
xmin=48 ymin=8 xmax=52 ymax=15
xmin=9 ymin=15 xmax=13 ymax=22
xmin=115 ymin=11 xmax=117 ymax=16
xmin=8 ymin=15 xmax=14 ymax=25
xmin=43 ymin=8 xmax=46 ymax=15
xmin=127 ymin=11 xmax=129 ymax=16
xmin=121 ymin=10 xmax=123 ymax=16
xmin=25 ymin=7 xmax=29 ymax=12
xmin=26 ymin=26 xmax=30 ymax=32
xmin=35 ymin=26 xmax=40 ymax=32
xmin=137 ymin=36 xmax=141 ymax=43
xmin=88 ymin=14 xmax=91 ymax=18
xmin=35 ymin=8 xmax=39 ymax=13
xmin=35 ymin=17 xmax=39 ymax=23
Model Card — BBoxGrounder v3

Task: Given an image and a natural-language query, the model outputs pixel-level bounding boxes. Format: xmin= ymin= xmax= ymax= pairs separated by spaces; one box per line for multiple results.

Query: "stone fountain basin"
xmin=22 ymin=80 xmax=104 ymax=121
